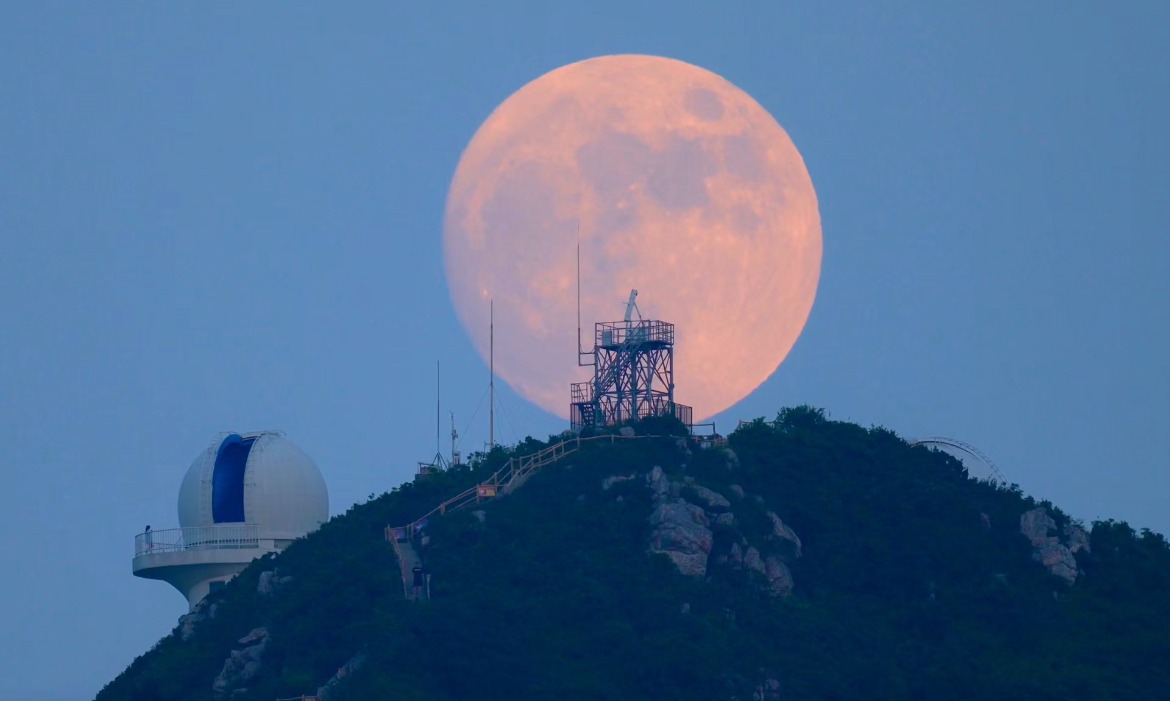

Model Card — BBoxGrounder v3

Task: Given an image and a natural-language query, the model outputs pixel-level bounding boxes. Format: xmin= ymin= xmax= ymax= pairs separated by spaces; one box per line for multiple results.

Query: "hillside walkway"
xmin=384 ymin=433 xmax=652 ymax=600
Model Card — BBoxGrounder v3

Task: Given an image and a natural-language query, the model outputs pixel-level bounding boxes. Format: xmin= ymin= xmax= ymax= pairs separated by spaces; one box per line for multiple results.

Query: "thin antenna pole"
xmin=577 ymin=225 xmax=582 ymax=361
xmin=435 ymin=361 xmax=441 ymax=459
xmin=490 ymin=299 xmax=495 ymax=449
xmin=450 ymin=411 xmax=457 ymax=465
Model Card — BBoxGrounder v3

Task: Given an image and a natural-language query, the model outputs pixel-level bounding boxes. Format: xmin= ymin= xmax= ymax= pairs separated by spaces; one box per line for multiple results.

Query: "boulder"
xmin=619 ymin=426 xmax=636 ymax=437
xmin=177 ymin=598 xmax=217 ymax=642
xmin=212 ymin=628 xmax=269 ymax=696
xmin=754 ymin=677 xmax=783 ymax=701
xmin=648 ymin=499 xmax=713 ymax=576
xmin=728 ymin=542 xmax=744 ymax=567
xmin=764 ymin=556 xmax=794 ymax=597
xmin=257 ymin=570 xmax=290 ymax=596
xmin=470 ymin=510 xmax=487 ymax=523
xmin=1020 ymin=507 xmax=1083 ymax=583
xmin=729 ymin=484 xmax=745 ymax=499
xmin=766 ymin=511 xmax=803 ymax=557
xmin=743 ymin=546 xmax=765 ymax=576
xmin=1020 ymin=507 xmax=1057 ymax=546
xmin=1034 ymin=542 xmax=1078 ymax=584
xmin=646 ymin=466 xmax=669 ymax=497
xmin=602 ymin=473 xmax=636 ymax=490
xmin=715 ymin=512 xmax=736 ymax=527
xmin=1065 ymin=523 xmax=1091 ymax=554
xmin=688 ymin=485 xmax=731 ymax=512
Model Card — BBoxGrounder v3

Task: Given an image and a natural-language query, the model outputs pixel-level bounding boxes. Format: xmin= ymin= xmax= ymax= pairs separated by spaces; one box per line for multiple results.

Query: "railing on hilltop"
xmin=385 ymin=434 xmax=657 ymax=545
xmin=134 ymin=524 xmax=260 ymax=558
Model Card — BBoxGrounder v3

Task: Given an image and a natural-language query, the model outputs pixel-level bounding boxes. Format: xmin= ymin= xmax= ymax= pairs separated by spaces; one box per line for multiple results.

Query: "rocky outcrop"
xmin=257 ymin=569 xmax=293 ymax=597
xmin=1065 ymin=523 xmax=1091 ymax=554
xmin=689 ymin=485 xmax=731 ymax=512
xmin=1034 ymin=542 xmax=1077 ymax=583
xmin=764 ymin=556 xmax=794 ymax=597
xmin=646 ymin=466 xmax=670 ymax=497
xmin=177 ymin=597 xmax=218 ymax=642
xmin=753 ymin=676 xmax=783 ymax=701
xmin=213 ymin=627 xmax=269 ymax=696
xmin=1020 ymin=508 xmax=1056 ymax=546
xmin=602 ymin=473 xmax=636 ymax=490
xmin=728 ymin=484 xmax=745 ymax=500
xmin=643 ymin=465 xmax=798 ymax=593
xmin=1019 ymin=507 xmax=1088 ymax=584
xmin=766 ymin=511 xmax=803 ymax=557
xmin=649 ymin=499 xmax=713 ymax=576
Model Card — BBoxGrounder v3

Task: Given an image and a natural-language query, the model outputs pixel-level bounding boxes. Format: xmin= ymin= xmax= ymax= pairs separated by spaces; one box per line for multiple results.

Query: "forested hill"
xmin=98 ymin=408 xmax=1170 ymax=701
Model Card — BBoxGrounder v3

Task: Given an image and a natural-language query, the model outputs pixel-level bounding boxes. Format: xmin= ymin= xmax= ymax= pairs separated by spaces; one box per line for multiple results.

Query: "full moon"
xmin=444 ymin=55 xmax=821 ymax=421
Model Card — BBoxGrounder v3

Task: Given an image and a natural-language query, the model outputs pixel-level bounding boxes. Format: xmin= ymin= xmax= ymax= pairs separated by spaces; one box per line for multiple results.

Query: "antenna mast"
xmin=577 ymin=227 xmax=594 ymax=367
xmin=450 ymin=411 xmax=459 ymax=465
xmin=489 ymin=299 xmax=495 ymax=449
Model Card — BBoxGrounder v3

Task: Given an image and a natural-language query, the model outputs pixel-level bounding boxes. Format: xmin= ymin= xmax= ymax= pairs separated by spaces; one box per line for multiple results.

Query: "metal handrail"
xmin=134 ymin=524 xmax=261 ymax=558
xmin=387 ymin=434 xmax=656 ymax=540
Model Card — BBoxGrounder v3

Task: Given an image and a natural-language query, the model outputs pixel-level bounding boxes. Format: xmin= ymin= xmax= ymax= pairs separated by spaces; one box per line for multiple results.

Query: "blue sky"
xmin=2 ymin=3 xmax=1167 ymax=699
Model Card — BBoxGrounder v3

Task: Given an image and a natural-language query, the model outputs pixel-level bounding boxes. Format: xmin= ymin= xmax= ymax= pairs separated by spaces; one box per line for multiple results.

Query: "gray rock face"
xmin=743 ymin=546 xmax=765 ymax=576
xmin=177 ymin=598 xmax=218 ymax=642
xmin=1065 ymin=523 xmax=1091 ymax=554
xmin=729 ymin=484 xmax=745 ymax=499
xmin=1034 ymin=542 xmax=1078 ymax=583
xmin=646 ymin=466 xmax=669 ymax=497
xmin=754 ymin=678 xmax=783 ymax=701
xmin=619 ymin=426 xmax=637 ymax=437
xmin=602 ymin=473 xmax=636 ymax=490
xmin=764 ymin=556 xmax=794 ymax=597
xmin=689 ymin=485 xmax=731 ymax=512
xmin=257 ymin=569 xmax=293 ymax=596
xmin=766 ymin=511 xmax=803 ymax=557
xmin=470 ymin=510 xmax=487 ymax=523
xmin=648 ymin=499 xmax=713 ymax=576
xmin=715 ymin=512 xmax=736 ymax=527
xmin=728 ymin=542 xmax=744 ymax=567
xmin=1021 ymin=507 xmax=1057 ymax=546
xmin=1019 ymin=507 xmax=1085 ymax=584
xmin=213 ymin=627 xmax=269 ymax=696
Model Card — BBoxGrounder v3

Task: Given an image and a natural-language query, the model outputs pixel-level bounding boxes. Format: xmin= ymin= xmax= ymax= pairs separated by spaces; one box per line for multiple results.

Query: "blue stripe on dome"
xmin=212 ymin=434 xmax=254 ymax=523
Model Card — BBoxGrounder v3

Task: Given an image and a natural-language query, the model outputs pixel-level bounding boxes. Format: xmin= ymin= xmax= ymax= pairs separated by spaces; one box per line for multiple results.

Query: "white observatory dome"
xmin=177 ymin=431 xmax=328 ymax=542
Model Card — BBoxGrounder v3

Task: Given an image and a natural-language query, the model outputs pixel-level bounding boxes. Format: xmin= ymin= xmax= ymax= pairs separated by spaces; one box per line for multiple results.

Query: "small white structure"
xmin=132 ymin=431 xmax=329 ymax=609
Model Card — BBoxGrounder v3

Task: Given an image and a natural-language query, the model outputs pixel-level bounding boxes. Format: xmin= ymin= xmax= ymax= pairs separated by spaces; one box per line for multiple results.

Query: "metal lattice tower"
xmin=570 ymin=291 xmax=692 ymax=431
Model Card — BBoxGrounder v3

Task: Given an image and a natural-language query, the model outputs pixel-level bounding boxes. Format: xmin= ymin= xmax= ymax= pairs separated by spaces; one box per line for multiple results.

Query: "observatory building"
xmin=132 ymin=431 xmax=329 ymax=609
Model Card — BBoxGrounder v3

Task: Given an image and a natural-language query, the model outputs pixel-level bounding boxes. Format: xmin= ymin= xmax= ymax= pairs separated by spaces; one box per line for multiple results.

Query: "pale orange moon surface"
xmin=443 ymin=55 xmax=821 ymax=421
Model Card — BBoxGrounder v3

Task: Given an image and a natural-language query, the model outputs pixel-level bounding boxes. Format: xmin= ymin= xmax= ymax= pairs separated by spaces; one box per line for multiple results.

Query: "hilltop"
xmin=97 ymin=407 xmax=1170 ymax=700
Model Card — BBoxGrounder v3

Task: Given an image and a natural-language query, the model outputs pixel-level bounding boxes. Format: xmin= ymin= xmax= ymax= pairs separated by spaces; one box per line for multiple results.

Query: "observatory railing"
xmin=133 ymin=524 xmax=260 ymax=558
